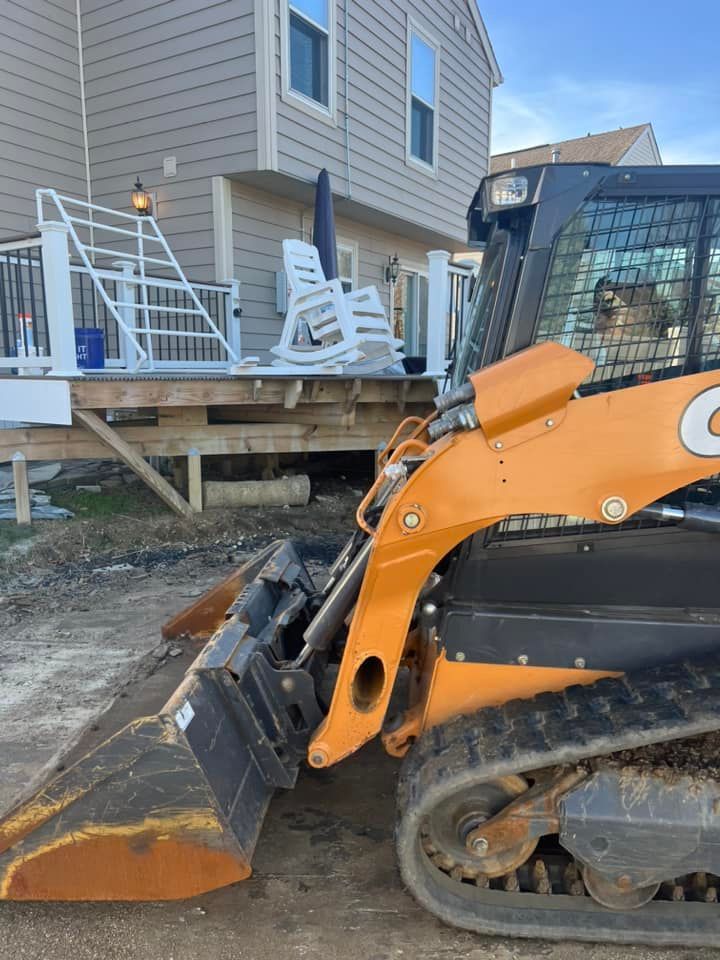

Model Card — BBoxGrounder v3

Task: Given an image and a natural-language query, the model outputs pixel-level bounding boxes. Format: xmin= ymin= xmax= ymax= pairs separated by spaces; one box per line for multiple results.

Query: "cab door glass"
xmin=451 ymin=239 xmax=504 ymax=385
xmin=699 ymin=199 xmax=720 ymax=366
xmin=534 ymin=197 xmax=706 ymax=391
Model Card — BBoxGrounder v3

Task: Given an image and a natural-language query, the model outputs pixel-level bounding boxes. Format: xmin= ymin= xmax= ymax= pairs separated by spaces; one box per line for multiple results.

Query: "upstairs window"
xmin=289 ymin=0 xmax=330 ymax=108
xmin=408 ymin=27 xmax=438 ymax=170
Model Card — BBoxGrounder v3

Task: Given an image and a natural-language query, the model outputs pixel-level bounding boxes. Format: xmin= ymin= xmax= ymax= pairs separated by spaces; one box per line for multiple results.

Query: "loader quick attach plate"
xmin=0 ymin=540 xmax=322 ymax=901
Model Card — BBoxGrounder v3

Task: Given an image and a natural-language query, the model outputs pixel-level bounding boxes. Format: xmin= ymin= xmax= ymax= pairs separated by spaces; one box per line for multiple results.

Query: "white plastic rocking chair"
xmin=271 ymin=240 xmax=404 ymax=373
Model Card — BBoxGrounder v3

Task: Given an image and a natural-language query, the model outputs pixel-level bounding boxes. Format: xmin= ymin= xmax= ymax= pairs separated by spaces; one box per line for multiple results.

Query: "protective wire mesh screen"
xmin=535 ymin=196 xmax=720 ymax=388
xmin=490 ymin=194 xmax=720 ymax=544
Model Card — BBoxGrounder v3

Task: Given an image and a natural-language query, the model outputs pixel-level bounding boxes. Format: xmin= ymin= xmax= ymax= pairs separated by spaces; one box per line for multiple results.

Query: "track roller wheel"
xmin=582 ymin=867 xmax=660 ymax=911
xmin=419 ymin=774 xmax=536 ymax=879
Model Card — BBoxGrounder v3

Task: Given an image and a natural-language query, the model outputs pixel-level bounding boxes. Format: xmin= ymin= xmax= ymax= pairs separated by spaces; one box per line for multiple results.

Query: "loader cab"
xmin=451 ymin=163 xmax=720 ymax=609
xmin=457 ymin=163 xmax=720 ymax=388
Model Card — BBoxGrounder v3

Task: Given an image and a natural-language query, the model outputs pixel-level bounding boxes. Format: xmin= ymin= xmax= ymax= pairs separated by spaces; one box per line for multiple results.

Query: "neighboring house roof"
xmin=490 ymin=123 xmax=661 ymax=173
xmin=467 ymin=1 xmax=503 ymax=86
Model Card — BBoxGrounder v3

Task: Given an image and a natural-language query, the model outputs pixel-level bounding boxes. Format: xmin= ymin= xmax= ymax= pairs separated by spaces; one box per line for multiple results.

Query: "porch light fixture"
xmin=385 ymin=253 xmax=400 ymax=284
xmin=131 ymin=177 xmax=152 ymax=216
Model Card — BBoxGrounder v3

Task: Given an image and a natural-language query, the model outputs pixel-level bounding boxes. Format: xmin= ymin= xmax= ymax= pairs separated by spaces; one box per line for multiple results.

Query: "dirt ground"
xmin=0 ymin=493 xmax=716 ymax=960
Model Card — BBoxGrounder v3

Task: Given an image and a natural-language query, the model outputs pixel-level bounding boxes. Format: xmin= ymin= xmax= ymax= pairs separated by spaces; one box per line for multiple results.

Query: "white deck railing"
xmin=426 ymin=251 xmax=475 ymax=378
xmin=33 ymin=189 xmax=239 ymax=373
xmin=0 ymin=192 xmax=241 ymax=376
xmin=0 ymin=192 xmax=473 ymax=380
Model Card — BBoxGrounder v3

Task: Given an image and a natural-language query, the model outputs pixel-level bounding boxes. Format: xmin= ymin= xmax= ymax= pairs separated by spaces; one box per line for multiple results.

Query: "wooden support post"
xmin=173 ymin=457 xmax=188 ymax=496
xmin=12 ymin=452 xmax=31 ymax=526
xmin=188 ymin=448 xmax=203 ymax=512
xmin=261 ymin=453 xmax=279 ymax=481
xmin=374 ymin=444 xmax=385 ymax=480
xmin=344 ymin=378 xmax=362 ymax=416
xmin=397 ymin=379 xmax=410 ymax=414
xmin=283 ymin=378 xmax=303 ymax=410
xmin=72 ymin=408 xmax=194 ymax=518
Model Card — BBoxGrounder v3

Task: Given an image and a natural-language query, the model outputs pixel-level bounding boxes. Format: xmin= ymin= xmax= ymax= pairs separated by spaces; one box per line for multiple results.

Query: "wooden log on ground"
xmin=202 ymin=475 xmax=310 ymax=508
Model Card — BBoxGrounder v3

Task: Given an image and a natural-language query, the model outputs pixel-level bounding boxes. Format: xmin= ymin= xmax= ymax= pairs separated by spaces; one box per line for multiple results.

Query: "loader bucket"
xmin=0 ymin=540 xmax=323 ymax=901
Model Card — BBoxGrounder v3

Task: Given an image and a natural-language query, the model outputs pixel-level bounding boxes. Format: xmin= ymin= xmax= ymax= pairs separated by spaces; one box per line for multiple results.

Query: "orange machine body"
xmin=308 ymin=343 xmax=720 ymax=767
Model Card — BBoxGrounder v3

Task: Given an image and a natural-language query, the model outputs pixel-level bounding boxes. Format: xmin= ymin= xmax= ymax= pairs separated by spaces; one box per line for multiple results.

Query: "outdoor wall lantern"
xmin=131 ymin=177 xmax=152 ymax=216
xmin=385 ymin=253 xmax=400 ymax=284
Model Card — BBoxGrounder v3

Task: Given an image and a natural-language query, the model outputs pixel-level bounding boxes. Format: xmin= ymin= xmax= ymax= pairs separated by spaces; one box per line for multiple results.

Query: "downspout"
xmin=75 ymin=0 xmax=94 ymax=257
xmin=343 ymin=0 xmax=352 ymax=198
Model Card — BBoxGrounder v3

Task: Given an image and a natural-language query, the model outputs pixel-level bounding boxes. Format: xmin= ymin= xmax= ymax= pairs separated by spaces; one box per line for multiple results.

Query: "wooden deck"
xmin=0 ymin=373 xmax=437 ymax=517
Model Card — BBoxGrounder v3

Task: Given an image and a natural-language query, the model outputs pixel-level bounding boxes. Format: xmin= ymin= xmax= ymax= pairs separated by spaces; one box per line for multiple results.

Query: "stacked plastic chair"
xmin=271 ymin=240 xmax=404 ymax=373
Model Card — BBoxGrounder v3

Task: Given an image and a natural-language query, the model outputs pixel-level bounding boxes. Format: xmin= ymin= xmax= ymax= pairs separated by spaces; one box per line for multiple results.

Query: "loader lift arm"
xmin=307 ymin=341 xmax=720 ymax=766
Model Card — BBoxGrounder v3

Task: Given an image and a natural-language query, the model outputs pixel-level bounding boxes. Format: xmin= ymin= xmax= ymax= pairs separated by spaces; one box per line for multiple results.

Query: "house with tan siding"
xmin=0 ymin=0 xmax=501 ymax=360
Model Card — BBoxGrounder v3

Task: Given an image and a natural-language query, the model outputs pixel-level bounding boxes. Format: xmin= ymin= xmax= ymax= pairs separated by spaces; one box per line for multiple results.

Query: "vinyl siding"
xmin=231 ymin=182 xmax=432 ymax=359
xmin=0 ymin=0 xmax=86 ymax=236
xmin=81 ymin=0 xmax=258 ymax=280
xmin=231 ymin=182 xmax=305 ymax=357
xmin=620 ymin=128 xmax=661 ymax=166
xmin=273 ymin=0 xmax=491 ymax=244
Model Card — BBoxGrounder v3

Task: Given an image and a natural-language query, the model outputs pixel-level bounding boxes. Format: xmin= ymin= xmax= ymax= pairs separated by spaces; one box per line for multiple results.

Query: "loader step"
xmin=396 ymin=655 xmax=720 ymax=946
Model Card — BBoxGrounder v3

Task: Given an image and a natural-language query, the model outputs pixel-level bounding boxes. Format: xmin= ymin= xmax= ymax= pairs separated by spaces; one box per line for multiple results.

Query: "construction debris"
xmin=0 ymin=461 xmax=62 ymax=491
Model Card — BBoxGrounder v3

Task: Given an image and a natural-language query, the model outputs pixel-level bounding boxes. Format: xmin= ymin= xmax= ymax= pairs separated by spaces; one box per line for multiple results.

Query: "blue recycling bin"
xmin=75 ymin=327 xmax=105 ymax=369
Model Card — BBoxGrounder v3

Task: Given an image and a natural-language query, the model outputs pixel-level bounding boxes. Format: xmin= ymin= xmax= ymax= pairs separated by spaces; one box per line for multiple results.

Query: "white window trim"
xmin=280 ymin=0 xmax=337 ymax=127
xmin=405 ymin=17 xmax=440 ymax=178
xmin=337 ymin=237 xmax=359 ymax=289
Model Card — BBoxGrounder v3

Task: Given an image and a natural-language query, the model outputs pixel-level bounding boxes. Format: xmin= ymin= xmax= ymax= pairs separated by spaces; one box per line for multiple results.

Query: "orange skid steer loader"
xmin=5 ymin=163 xmax=720 ymax=946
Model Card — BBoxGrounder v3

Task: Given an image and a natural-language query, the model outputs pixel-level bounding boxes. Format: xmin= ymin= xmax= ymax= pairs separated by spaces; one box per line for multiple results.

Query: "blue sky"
xmin=478 ymin=0 xmax=720 ymax=163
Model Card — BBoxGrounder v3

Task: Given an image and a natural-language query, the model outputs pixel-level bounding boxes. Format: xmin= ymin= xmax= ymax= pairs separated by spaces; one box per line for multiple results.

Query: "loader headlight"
xmin=490 ymin=175 xmax=528 ymax=206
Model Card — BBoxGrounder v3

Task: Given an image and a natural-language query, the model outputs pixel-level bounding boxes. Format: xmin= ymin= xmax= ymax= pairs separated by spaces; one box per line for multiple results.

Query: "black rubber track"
xmin=396 ymin=657 xmax=720 ymax=946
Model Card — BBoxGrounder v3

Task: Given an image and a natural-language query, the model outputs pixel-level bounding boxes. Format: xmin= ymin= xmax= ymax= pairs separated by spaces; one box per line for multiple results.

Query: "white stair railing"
xmin=36 ymin=189 xmax=238 ymax=372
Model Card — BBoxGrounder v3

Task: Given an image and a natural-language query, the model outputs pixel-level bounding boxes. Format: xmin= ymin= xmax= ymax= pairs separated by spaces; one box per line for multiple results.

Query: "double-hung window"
xmin=408 ymin=26 xmax=438 ymax=171
xmin=288 ymin=0 xmax=330 ymax=109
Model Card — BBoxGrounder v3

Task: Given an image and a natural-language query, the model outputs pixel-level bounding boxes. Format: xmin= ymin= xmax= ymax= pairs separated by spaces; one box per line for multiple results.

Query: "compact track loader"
xmin=6 ymin=163 xmax=720 ymax=946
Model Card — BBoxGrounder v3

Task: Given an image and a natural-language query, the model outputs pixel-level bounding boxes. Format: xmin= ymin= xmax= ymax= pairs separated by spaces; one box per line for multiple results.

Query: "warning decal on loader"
xmin=175 ymin=701 xmax=195 ymax=731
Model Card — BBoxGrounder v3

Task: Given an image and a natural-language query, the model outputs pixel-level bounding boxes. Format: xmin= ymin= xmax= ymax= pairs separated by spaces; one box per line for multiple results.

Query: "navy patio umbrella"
xmin=312 ymin=168 xmax=339 ymax=280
